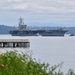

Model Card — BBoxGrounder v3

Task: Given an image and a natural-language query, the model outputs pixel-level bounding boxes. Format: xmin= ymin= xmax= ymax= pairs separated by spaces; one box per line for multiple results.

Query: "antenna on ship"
xmin=18 ymin=17 xmax=27 ymax=30
xmin=19 ymin=17 xmax=23 ymax=26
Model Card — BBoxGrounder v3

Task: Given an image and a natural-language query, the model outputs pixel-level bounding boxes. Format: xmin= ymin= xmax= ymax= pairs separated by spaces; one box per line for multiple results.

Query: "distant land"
xmin=0 ymin=25 xmax=75 ymax=35
xmin=0 ymin=25 xmax=16 ymax=34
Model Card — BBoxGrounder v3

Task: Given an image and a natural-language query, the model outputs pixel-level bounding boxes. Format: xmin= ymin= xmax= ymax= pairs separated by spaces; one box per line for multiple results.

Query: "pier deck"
xmin=0 ymin=38 xmax=30 ymax=48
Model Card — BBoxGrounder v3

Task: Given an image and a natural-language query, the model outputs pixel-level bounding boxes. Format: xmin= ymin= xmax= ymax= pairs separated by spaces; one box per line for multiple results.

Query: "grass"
xmin=0 ymin=50 xmax=74 ymax=75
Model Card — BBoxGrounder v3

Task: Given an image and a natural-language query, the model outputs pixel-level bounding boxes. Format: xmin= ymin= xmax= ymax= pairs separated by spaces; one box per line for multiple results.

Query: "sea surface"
xmin=0 ymin=34 xmax=75 ymax=73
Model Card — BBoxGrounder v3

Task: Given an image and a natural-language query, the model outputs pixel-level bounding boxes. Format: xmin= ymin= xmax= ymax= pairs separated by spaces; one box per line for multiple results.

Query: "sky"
xmin=0 ymin=0 xmax=75 ymax=27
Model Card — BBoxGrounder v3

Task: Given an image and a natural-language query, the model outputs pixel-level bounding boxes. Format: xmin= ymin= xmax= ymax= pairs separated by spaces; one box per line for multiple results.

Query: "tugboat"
xmin=9 ymin=18 xmax=68 ymax=36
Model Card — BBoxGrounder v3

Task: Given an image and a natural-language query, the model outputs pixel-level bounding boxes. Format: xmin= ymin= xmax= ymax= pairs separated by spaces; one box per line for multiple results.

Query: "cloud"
xmin=0 ymin=0 xmax=75 ymax=14
xmin=31 ymin=0 xmax=75 ymax=12
xmin=0 ymin=0 xmax=23 ymax=2
xmin=32 ymin=0 xmax=75 ymax=14
xmin=0 ymin=0 xmax=75 ymax=26
xmin=0 ymin=0 xmax=75 ymax=15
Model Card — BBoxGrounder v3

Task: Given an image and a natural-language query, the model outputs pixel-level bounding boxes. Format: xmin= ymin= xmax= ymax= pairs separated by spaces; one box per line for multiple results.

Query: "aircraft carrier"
xmin=9 ymin=18 xmax=68 ymax=36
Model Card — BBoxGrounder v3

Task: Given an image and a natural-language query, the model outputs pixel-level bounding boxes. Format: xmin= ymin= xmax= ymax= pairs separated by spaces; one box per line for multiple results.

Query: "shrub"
xmin=0 ymin=50 xmax=74 ymax=75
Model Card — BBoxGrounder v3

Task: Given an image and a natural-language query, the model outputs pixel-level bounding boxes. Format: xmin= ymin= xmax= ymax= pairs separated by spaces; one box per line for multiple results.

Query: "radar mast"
xmin=18 ymin=17 xmax=27 ymax=30
xmin=19 ymin=17 xmax=24 ymax=26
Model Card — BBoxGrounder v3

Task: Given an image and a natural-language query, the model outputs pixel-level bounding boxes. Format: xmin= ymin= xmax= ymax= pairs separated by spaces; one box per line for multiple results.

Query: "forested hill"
xmin=0 ymin=25 xmax=75 ymax=35
xmin=0 ymin=25 xmax=16 ymax=34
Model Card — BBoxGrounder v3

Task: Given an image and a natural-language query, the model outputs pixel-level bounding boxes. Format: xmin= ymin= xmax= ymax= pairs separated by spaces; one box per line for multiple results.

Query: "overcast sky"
xmin=0 ymin=0 xmax=75 ymax=27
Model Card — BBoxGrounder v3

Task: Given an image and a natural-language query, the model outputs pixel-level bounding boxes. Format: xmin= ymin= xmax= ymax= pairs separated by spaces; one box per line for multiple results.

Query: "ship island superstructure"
xmin=10 ymin=18 xmax=68 ymax=36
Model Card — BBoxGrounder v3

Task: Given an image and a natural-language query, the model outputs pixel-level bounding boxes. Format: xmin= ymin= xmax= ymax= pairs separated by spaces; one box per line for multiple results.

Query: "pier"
xmin=0 ymin=39 xmax=30 ymax=48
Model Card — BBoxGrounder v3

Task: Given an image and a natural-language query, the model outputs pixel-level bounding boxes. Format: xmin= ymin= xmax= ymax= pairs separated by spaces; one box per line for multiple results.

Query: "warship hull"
xmin=10 ymin=30 xmax=68 ymax=36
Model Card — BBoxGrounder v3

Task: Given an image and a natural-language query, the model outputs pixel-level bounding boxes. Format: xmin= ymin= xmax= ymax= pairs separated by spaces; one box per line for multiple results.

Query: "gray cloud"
xmin=0 ymin=0 xmax=75 ymax=13
xmin=0 ymin=0 xmax=75 ymax=26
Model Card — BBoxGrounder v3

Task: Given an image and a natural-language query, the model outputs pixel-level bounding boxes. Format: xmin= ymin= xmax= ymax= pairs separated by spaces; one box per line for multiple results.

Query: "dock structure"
xmin=0 ymin=39 xmax=30 ymax=48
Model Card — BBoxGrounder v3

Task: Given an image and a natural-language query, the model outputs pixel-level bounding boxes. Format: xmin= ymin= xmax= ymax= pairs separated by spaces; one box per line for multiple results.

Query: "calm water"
xmin=0 ymin=34 xmax=75 ymax=73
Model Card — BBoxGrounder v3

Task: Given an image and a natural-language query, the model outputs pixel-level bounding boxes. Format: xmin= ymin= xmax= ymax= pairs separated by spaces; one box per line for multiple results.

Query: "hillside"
xmin=0 ymin=25 xmax=75 ymax=35
xmin=0 ymin=25 xmax=16 ymax=34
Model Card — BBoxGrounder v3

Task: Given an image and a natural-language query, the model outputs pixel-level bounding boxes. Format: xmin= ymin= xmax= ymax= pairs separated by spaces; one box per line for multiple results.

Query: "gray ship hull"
xmin=10 ymin=30 xmax=68 ymax=36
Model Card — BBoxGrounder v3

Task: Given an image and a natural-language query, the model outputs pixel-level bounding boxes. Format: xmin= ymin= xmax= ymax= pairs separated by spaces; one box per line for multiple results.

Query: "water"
xmin=0 ymin=34 xmax=75 ymax=73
